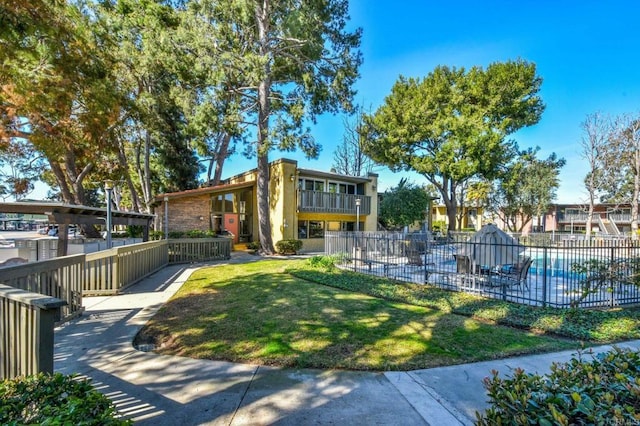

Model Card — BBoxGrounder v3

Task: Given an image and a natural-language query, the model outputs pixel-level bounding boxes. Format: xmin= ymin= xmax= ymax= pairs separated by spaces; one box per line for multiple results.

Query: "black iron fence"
xmin=324 ymin=231 xmax=640 ymax=308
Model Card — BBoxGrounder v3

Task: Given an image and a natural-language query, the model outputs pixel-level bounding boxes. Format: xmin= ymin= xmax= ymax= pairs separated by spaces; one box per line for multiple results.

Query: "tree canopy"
xmin=196 ymin=0 xmax=362 ymax=253
xmin=379 ymin=179 xmax=430 ymax=230
xmin=362 ymin=59 xmax=545 ymax=231
xmin=489 ymin=147 xmax=565 ymax=232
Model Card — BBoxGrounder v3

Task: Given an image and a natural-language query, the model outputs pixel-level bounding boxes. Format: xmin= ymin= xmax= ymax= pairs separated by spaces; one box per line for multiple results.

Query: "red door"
xmin=224 ymin=214 xmax=239 ymax=244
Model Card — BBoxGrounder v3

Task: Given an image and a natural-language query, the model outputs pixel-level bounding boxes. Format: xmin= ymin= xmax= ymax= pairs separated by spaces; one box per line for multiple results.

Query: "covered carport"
xmin=0 ymin=202 xmax=154 ymax=257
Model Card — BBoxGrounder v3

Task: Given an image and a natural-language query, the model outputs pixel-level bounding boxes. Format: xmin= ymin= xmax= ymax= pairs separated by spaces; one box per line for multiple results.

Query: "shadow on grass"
xmin=291 ymin=264 xmax=640 ymax=344
xmin=135 ymin=260 xmax=575 ymax=371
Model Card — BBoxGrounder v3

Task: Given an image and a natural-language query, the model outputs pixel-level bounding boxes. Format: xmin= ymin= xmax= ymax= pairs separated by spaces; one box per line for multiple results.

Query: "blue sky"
xmin=222 ymin=0 xmax=640 ymax=203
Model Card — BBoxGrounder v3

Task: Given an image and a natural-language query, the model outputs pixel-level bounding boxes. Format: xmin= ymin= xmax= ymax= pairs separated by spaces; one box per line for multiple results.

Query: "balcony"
xmin=609 ymin=213 xmax=632 ymax=223
xmin=297 ymin=190 xmax=371 ymax=215
xmin=557 ymin=213 xmax=590 ymax=222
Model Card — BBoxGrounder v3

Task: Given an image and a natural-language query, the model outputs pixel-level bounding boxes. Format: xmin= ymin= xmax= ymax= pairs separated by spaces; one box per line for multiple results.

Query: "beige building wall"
xmin=364 ymin=173 xmax=378 ymax=232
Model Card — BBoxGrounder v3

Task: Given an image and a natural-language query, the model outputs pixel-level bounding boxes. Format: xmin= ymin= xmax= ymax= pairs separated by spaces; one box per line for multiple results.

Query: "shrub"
xmin=476 ymin=347 xmax=640 ymax=425
xmin=246 ymin=241 xmax=261 ymax=251
xmin=432 ymin=220 xmax=447 ymax=234
xmin=0 ymin=373 xmax=131 ymax=425
xmin=168 ymin=231 xmax=186 ymax=239
xmin=186 ymin=229 xmax=208 ymax=238
xmin=149 ymin=230 xmax=164 ymax=240
xmin=307 ymin=253 xmax=348 ymax=270
xmin=126 ymin=225 xmax=143 ymax=238
xmin=275 ymin=239 xmax=303 ymax=255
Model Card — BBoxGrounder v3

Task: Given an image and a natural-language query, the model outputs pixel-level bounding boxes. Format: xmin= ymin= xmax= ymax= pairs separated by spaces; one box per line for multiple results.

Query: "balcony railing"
xmin=609 ymin=214 xmax=632 ymax=223
xmin=297 ymin=190 xmax=371 ymax=215
xmin=557 ymin=213 xmax=590 ymax=222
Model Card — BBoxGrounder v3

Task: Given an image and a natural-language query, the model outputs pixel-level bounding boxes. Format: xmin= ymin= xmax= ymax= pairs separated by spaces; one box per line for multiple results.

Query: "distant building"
xmin=490 ymin=203 xmax=636 ymax=235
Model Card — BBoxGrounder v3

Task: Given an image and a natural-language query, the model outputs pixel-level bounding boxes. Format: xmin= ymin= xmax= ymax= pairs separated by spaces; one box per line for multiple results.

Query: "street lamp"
xmin=104 ymin=180 xmax=114 ymax=249
xmin=164 ymin=196 xmax=169 ymax=239
xmin=355 ymin=198 xmax=361 ymax=232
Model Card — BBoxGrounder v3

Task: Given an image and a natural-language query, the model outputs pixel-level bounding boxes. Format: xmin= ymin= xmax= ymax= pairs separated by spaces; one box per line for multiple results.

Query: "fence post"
xmin=0 ymin=285 xmax=67 ymax=379
xmin=542 ymin=246 xmax=548 ymax=307
xmin=34 ymin=297 xmax=66 ymax=375
xmin=610 ymin=246 xmax=615 ymax=308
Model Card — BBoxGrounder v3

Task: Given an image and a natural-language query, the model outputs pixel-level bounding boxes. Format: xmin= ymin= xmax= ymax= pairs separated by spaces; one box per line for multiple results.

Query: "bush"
xmin=0 ymin=373 xmax=131 ymax=425
xmin=168 ymin=231 xmax=186 ymax=239
xmin=126 ymin=225 xmax=143 ymax=238
xmin=477 ymin=347 xmax=640 ymax=425
xmin=246 ymin=241 xmax=261 ymax=251
xmin=149 ymin=230 xmax=164 ymax=240
xmin=186 ymin=229 xmax=208 ymax=238
xmin=275 ymin=239 xmax=303 ymax=255
xmin=307 ymin=253 xmax=348 ymax=271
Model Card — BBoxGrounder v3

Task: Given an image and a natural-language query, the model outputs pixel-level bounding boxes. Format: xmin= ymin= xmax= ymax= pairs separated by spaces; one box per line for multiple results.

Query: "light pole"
xmin=355 ymin=197 xmax=361 ymax=232
xmin=104 ymin=180 xmax=114 ymax=249
xmin=164 ymin=196 xmax=169 ymax=239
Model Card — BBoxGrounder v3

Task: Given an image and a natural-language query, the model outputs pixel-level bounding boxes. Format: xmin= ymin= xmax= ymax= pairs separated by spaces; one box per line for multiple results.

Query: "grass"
xmin=290 ymin=258 xmax=640 ymax=342
xmin=137 ymin=259 xmax=580 ymax=371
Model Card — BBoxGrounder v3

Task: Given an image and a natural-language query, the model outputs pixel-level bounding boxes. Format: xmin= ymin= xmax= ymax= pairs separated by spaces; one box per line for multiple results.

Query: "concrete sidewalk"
xmin=54 ymin=253 xmax=640 ymax=425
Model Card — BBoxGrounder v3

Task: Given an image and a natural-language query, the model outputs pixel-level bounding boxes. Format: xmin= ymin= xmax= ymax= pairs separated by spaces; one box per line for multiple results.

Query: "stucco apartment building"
xmin=154 ymin=158 xmax=378 ymax=252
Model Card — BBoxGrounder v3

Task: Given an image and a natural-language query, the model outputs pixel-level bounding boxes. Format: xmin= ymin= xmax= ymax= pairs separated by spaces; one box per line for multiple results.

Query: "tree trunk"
xmin=586 ymin=195 xmax=595 ymax=239
xmin=118 ymin=136 xmax=142 ymax=212
xmin=255 ymin=0 xmax=275 ymax=254
xmin=211 ymin=133 xmax=231 ymax=187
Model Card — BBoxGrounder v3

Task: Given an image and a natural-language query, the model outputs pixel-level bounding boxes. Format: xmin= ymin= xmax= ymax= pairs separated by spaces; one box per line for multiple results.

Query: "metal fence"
xmin=325 ymin=231 xmax=640 ymax=308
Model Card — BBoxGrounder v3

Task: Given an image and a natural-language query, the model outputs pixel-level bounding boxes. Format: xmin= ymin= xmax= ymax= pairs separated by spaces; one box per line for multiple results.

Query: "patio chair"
xmin=490 ymin=256 xmax=533 ymax=291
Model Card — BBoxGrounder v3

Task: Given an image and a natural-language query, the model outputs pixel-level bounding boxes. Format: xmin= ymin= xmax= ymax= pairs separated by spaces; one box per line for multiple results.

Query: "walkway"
xmin=54 ymin=252 xmax=640 ymax=425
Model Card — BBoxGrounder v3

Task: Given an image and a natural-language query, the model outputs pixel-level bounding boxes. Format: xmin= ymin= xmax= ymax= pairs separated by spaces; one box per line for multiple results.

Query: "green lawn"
xmin=137 ymin=259 xmax=579 ymax=371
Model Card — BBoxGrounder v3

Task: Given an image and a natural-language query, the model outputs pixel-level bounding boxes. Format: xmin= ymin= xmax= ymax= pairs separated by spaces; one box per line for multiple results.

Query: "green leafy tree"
xmin=0 ymin=139 xmax=44 ymax=200
xmin=362 ymin=60 xmax=544 ymax=231
xmin=1 ymin=0 xmax=122 ymax=208
xmin=379 ymin=179 xmax=430 ymax=230
xmin=198 ymin=0 xmax=362 ymax=253
xmin=95 ymin=0 xmax=202 ymax=212
xmin=490 ymin=147 xmax=565 ymax=232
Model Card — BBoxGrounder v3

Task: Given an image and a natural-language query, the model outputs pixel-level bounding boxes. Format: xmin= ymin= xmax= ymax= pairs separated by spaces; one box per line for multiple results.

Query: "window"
xmin=302 ymin=179 xmax=324 ymax=191
xmin=298 ymin=221 xmax=308 ymax=239
xmin=309 ymin=221 xmax=324 ymax=238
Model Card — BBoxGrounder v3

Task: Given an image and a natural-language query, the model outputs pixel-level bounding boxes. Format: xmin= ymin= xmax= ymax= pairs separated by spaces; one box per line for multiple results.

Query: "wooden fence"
xmin=0 ymin=237 xmax=231 ymax=379
xmin=0 ymin=284 xmax=66 ymax=379
xmin=168 ymin=238 xmax=232 ymax=264
xmin=0 ymin=255 xmax=84 ymax=322
xmin=84 ymin=240 xmax=168 ymax=296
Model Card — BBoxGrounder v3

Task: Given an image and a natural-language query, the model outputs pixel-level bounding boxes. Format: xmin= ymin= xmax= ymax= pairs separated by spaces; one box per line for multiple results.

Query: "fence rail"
xmin=168 ymin=238 xmax=232 ymax=264
xmin=325 ymin=231 xmax=640 ymax=309
xmin=84 ymin=240 xmax=168 ymax=296
xmin=0 ymin=255 xmax=84 ymax=321
xmin=0 ymin=284 xmax=66 ymax=380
